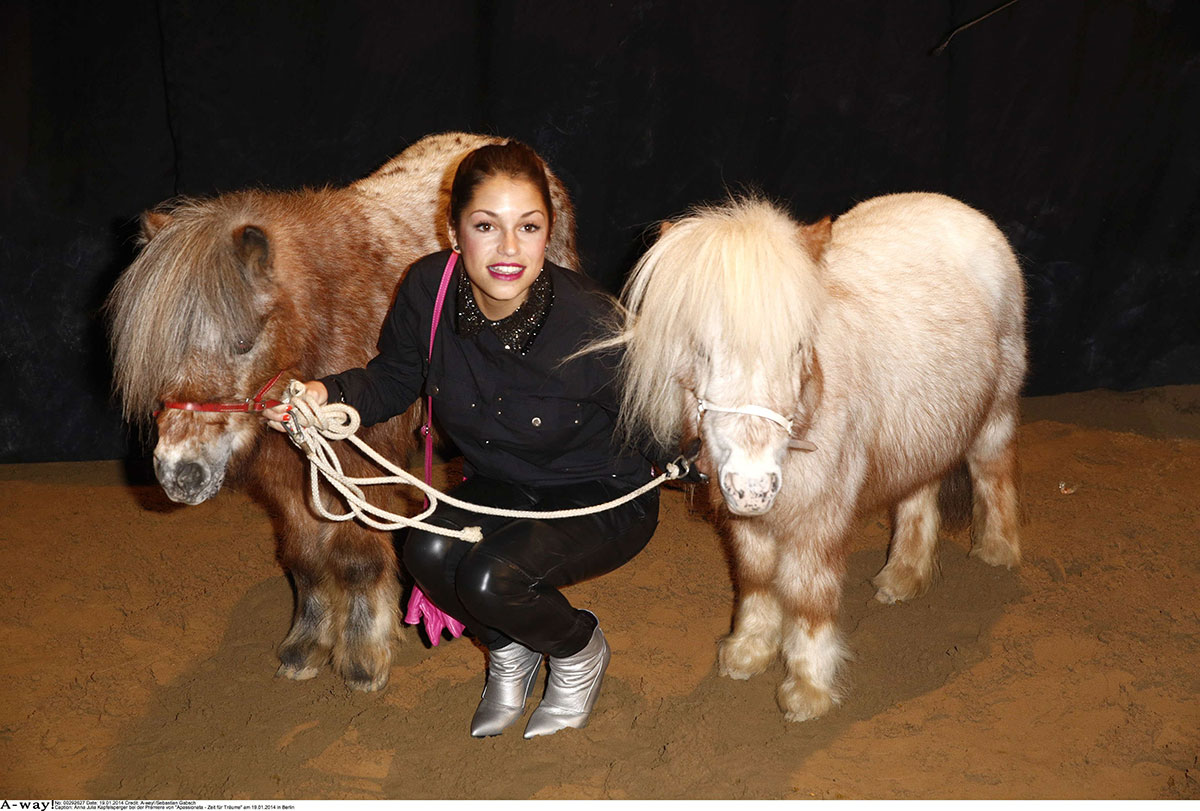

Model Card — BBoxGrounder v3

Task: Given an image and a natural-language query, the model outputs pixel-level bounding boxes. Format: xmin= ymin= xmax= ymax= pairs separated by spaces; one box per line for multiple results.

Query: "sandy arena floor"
xmin=1 ymin=387 xmax=1197 ymax=799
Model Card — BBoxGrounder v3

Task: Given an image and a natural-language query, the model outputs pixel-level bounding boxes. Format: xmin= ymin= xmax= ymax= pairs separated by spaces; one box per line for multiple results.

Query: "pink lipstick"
xmin=487 ymin=263 xmax=525 ymax=281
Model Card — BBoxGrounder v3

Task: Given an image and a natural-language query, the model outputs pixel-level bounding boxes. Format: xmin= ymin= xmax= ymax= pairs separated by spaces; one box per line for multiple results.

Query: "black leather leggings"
xmin=402 ymin=475 xmax=658 ymax=658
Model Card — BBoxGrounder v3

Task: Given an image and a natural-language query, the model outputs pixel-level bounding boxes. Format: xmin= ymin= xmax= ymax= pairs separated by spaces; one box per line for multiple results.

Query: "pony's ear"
xmin=234 ymin=225 xmax=271 ymax=277
xmin=656 ymin=219 xmax=676 ymax=241
xmin=800 ymin=217 xmax=832 ymax=262
xmin=140 ymin=209 xmax=172 ymax=241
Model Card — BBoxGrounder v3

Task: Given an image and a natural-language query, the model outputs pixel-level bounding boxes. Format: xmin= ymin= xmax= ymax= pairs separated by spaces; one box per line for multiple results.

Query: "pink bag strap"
xmin=405 ymin=250 xmax=467 ymax=646
xmin=423 ymin=252 xmax=458 ymax=504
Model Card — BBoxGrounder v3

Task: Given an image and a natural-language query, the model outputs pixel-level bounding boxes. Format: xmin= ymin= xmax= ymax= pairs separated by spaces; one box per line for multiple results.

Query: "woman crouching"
xmin=266 ymin=141 xmax=659 ymax=738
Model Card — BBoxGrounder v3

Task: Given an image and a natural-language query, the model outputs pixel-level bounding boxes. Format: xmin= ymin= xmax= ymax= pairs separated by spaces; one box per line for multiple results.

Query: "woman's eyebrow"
xmin=470 ymin=208 xmax=546 ymax=218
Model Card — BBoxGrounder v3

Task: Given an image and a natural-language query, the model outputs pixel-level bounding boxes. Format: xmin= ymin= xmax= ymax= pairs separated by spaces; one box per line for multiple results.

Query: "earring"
xmin=452 ymin=243 xmax=460 ymax=253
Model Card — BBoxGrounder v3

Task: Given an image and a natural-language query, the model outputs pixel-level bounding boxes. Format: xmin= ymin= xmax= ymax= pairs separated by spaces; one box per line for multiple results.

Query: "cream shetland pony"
xmin=611 ymin=193 xmax=1025 ymax=721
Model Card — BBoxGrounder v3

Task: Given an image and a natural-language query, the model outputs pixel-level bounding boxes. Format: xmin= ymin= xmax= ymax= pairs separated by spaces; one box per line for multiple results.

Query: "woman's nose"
xmin=500 ymin=230 xmax=519 ymax=255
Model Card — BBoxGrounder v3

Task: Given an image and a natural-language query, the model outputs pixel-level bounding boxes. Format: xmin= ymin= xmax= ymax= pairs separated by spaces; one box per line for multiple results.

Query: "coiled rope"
xmin=279 ymin=380 xmax=683 ymax=543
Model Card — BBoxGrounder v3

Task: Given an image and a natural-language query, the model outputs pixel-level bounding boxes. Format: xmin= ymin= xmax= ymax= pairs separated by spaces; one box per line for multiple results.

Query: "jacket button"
xmin=531 ymin=417 xmax=542 ymax=427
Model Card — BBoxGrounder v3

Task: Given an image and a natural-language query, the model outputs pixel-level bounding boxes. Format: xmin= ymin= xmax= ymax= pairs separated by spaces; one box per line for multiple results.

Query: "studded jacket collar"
xmin=453 ymin=267 xmax=553 ymax=355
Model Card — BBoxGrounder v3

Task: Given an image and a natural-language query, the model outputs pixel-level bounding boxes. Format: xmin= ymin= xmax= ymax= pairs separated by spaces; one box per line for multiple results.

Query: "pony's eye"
xmin=233 ymin=337 xmax=254 ymax=355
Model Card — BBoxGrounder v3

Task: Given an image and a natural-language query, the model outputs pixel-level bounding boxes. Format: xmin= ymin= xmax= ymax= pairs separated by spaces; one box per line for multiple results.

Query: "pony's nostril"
xmin=176 ymin=461 xmax=207 ymax=491
xmin=769 ymin=472 xmax=780 ymax=493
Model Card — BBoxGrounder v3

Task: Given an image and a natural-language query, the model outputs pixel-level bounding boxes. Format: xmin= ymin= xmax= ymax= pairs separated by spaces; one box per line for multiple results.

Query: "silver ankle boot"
xmin=523 ymin=622 xmax=611 ymax=738
xmin=470 ymin=640 xmax=544 ymax=737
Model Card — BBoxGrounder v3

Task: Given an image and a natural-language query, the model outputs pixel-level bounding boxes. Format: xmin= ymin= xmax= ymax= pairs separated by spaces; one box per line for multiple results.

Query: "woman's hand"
xmin=262 ymin=381 xmax=328 ymax=433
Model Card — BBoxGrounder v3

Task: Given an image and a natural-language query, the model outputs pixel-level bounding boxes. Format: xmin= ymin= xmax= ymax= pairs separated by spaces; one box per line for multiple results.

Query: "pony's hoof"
xmin=969 ymin=540 xmax=1020 ymax=569
xmin=873 ymin=588 xmax=899 ymax=605
xmin=872 ymin=562 xmax=933 ymax=604
xmin=717 ymin=634 xmax=775 ymax=680
xmin=276 ymin=662 xmax=321 ymax=681
xmin=777 ymin=676 xmax=835 ymax=722
xmin=345 ymin=663 xmax=388 ymax=693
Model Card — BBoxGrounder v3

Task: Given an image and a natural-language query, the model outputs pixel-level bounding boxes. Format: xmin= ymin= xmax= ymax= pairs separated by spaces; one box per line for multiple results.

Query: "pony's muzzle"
xmin=175 ymin=461 xmax=207 ymax=491
xmin=720 ymin=469 xmax=782 ymax=515
xmin=153 ymin=455 xmax=222 ymax=505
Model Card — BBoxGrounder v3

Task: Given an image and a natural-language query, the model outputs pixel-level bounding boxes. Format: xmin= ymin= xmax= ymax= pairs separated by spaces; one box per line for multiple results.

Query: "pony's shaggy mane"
xmin=107 ymin=194 xmax=267 ymax=422
xmin=611 ymin=195 xmax=828 ymax=449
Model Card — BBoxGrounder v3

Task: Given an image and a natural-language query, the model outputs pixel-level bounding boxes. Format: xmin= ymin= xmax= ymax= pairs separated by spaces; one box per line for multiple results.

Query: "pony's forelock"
xmin=106 ymin=196 xmax=264 ymax=423
xmin=614 ymin=196 xmax=828 ymax=449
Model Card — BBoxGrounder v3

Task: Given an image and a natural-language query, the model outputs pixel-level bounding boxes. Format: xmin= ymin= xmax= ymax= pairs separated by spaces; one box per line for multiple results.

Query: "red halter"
xmin=154 ymin=371 xmax=285 ymax=416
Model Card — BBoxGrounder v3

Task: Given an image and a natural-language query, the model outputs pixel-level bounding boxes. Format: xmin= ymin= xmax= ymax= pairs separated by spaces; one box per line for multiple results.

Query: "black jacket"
xmin=322 ymin=251 xmax=653 ymax=489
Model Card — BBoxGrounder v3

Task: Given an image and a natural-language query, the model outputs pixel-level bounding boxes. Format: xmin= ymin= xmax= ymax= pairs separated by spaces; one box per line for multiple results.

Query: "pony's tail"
xmin=938 ymin=461 xmax=973 ymax=532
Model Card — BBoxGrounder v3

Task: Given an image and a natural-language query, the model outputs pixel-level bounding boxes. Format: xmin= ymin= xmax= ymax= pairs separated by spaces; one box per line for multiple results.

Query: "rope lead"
xmin=281 ymin=380 xmax=676 ymax=543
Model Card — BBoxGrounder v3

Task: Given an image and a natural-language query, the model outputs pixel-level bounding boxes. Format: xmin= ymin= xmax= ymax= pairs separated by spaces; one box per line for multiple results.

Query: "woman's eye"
xmin=520 ymin=223 xmax=541 ymax=233
xmin=233 ymin=337 xmax=254 ymax=355
xmin=473 ymin=222 xmax=493 ymax=232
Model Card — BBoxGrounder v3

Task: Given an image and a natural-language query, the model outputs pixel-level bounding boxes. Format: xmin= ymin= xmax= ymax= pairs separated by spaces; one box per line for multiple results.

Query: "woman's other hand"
xmin=262 ymin=380 xmax=328 ymax=432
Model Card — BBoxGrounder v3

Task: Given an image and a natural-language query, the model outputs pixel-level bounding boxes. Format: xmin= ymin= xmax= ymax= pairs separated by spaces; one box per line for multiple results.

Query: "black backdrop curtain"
xmin=2 ymin=0 xmax=1197 ymax=463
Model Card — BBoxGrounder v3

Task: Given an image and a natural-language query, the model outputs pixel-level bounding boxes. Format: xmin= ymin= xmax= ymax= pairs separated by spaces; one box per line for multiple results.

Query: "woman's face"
xmin=452 ymin=174 xmax=551 ymax=321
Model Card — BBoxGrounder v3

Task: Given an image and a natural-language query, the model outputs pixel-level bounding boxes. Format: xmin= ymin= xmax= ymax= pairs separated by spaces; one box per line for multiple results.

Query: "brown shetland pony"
xmin=607 ymin=193 xmax=1025 ymax=721
xmin=106 ymin=133 xmax=578 ymax=691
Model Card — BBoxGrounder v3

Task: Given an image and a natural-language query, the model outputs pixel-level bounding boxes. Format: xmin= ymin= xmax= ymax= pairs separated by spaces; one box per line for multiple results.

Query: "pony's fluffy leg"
xmin=328 ymin=526 xmax=400 ymax=692
xmin=778 ymin=618 xmax=848 ymax=722
xmin=873 ymin=480 xmax=941 ymax=603
xmin=774 ymin=509 xmax=851 ymax=722
xmin=968 ymin=408 xmax=1022 ymax=568
xmin=719 ymin=591 xmax=783 ymax=680
xmin=276 ymin=567 xmax=336 ymax=682
xmin=719 ymin=519 xmax=782 ymax=680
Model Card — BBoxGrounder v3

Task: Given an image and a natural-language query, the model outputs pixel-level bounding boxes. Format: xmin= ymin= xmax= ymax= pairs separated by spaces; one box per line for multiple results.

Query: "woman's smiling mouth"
xmin=487 ymin=263 xmax=526 ymax=281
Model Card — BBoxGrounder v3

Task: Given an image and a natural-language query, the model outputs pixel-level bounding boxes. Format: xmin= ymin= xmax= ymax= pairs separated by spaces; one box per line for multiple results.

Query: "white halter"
xmin=695 ymin=397 xmax=817 ymax=452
